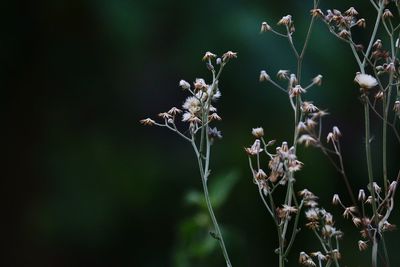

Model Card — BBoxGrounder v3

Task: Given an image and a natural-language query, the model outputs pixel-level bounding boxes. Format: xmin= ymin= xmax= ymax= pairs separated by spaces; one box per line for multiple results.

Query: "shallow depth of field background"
xmin=3 ymin=0 xmax=400 ymax=266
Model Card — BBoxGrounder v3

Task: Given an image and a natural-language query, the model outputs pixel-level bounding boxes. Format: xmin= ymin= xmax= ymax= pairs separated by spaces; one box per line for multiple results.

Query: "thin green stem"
xmin=363 ymin=98 xmax=378 ymax=223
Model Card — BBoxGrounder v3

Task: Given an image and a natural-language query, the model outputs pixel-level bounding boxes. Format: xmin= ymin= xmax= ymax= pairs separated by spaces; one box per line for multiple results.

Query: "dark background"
xmin=3 ymin=0 xmax=400 ymax=266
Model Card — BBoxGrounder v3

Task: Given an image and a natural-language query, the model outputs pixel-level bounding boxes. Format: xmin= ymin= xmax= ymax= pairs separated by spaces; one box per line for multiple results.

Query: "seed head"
xmin=193 ymin=78 xmax=208 ymax=92
xmin=354 ymin=73 xmax=378 ymax=89
xmin=312 ymin=74 xmax=323 ymax=86
xmin=375 ymin=90 xmax=384 ymax=99
xmin=310 ymin=251 xmax=327 ymax=261
xmin=255 ymin=169 xmax=267 ymax=180
xmin=358 ymin=189 xmax=366 ymax=202
xmin=158 ymin=112 xmax=171 ymax=119
xmin=297 ymin=134 xmax=317 ymax=147
xmin=208 ymin=127 xmax=222 ymax=140
xmin=252 ymin=127 xmax=264 ymax=138
xmin=301 ymin=101 xmax=319 ymax=113
xmin=356 ymin=18 xmax=366 ymax=28
xmin=289 ymin=85 xmax=306 ymax=97
xmin=167 ymin=107 xmax=182 ymax=116
xmin=338 ymin=29 xmax=351 ymax=39
xmin=353 ymin=217 xmax=362 ymax=227
xmin=332 ymin=194 xmax=341 ymax=205
xmin=202 ymin=51 xmax=217 ymax=61
xmin=259 ymin=70 xmax=270 ymax=82
xmin=393 ymin=100 xmax=400 ymax=113
xmin=310 ymin=9 xmax=324 ymax=17
xmin=278 ymin=15 xmax=292 ymax=26
xmin=332 ymin=126 xmax=341 ymax=139
xmin=373 ymin=39 xmax=383 ymax=49
xmin=345 ymin=7 xmax=358 ymax=16
xmin=208 ymin=113 xmax=222 ymax=121
xmin=179 ymin=79 xmax=191 ymax=90
xmin=277 ymin=70 xmax=290 ymax=80
xmin=245 ymin=139 xmax=263 ymax=156
xmin=222 ymin=51 xmax=237 ymax=62
xmin=383 ymin=9 xmax=394 ymax=19
xmin=260 ymin=21 xmax=272 ymax=33
xmin=358 ymin=240 xmax=368 ymax=251
xmin=140 ymin=118 xmax=156 ymax=126
xmin=389 ymin=181 xmax=397 ymax=194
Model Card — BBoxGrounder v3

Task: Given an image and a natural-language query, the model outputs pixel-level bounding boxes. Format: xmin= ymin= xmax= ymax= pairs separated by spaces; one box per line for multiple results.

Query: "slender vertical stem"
xmin=363 ymin=98 xmax=378 ymax=222
xmin=362 ymin=2 xmax=385 ymax=68
xmin=372 ymin=236 xmax=378 ymax=267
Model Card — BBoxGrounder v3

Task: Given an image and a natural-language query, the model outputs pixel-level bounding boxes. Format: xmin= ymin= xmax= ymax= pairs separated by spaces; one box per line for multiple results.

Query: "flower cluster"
xmin=299 ymin=189 xmax=343 ymax=267
xmin=332 ymin=180 xmax=398 ymax=252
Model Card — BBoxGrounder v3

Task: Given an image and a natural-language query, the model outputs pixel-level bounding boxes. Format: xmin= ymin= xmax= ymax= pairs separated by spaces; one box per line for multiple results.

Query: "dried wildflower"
xmin=372 ymin=182 xmax=381 ymax=193
xmin=306 ymin=221 xmax=319 ymax=229
xmin=208 ymin=113 xmax=222 ymax=121
xmin=345 ymin=7 xmax=358 ymax=16
xmin=167 ymin=107 xmax=182 ymax=116
xmin=297 ymin=134 xmax=317 ymax=147
xmin=322 ymin=224 xmax=336 ymax=238
xmin=358 ymin=240 xmax=368 ymax=251
xmin=158 ymin=112 xmax=172 ymax=119
xmin=299 ymin=252 xmax=315 ymax=266
xmin=383 ymin=9 xmax=394 ymax=19
xmin=310 ymin=9 xmax=323 ymax=17
xmin=389 ymin=181 xmax=397 ymax=193
xmin=193 ymin=78 xmax=208 ymax=92
xmin=222 ymin=51 xmax=237 ymax=62
xmin=332 ymin=194 xmax=341 ymax=205
xmin=375 ymin=90 xmax=384 ymax=99
xmin=289 ymin=85 xmax=306 ymax=97
xmin=260 ymin=21 xmax=272 ymax=33
xmin=207 ymin=127 xmax=222 ymax=140
xmin=343 ymin=206 xmax=357 ymax=218
xmin=299 ymin=189 xmax=314 ymax=198
xmin=202 ymin=51 xmax=217 ymax=61
xmin=297 ymin=122 xmax=308 ymax=133
xmin=327 ymin=132 xmax=334 ymax=143
xmin=394 ymin=100 xmax=400 ymax=113
xmin=305 ymin=208 xmax=319 ymax=221
xmin=259 ymin=70 xmax=270 ymax=82
xmin=252 ymin=127 xmax=264 ymax=138
xmin=356 ymin=18 xmax=366 ymax=28
xmin=289 ymin=73 xmax=298 ymax=87
xmin=373 ymin=39 xmax=383 ymax=49
xmin=382 ymin=221 xmax=396 ymax=231
xmin=255 ymin=169 xmax=268 ymax=180
xmin=324 ymin=212 xmax=334 ymax=225
xmin=338 ymin=30 xmax=350 ymax=39
xmin=140 ymin=118 xmax=156 ymax=126
xmin=385 ymin=62 xmax=396 ymax=73
xmin=352 ymin=217 xmax=362 ymax=227
xmin=312 ymin=74 xmax=323 ymax=86
xmin=330 ymin=249 xmax=341 ymax=260
xmin=282 ymin=204 xmax=298 ymax=215
xmin=302 ymin=102 xmax=319 ymax=113
xmin=275 ymin=70 xmax=289 ymax=80
xmin=245 ymin=139 xmax=263 ymax=156
xmin=278 ymin=15 xmax=292 ymax=26
xmin=310 ymin=251 xmax=327 ymax=261
xmin=358 ymin=189 xmax=366 ymax=202
xmin=354 ymin=73 xmax=378 ymax=89
xmin=179 ymin=79 xmax=191 ymax=90
xmin=332 ymin=126 xmax=341 ymax=139
xmin=183 ymin=96 xmax=201 ymax=113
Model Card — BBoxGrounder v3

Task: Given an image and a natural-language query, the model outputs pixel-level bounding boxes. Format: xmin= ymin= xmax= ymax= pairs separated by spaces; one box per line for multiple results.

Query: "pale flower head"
xmin=354 ymin=73 xmax=378 ymax=89
xmin=252 ymin=127 xmax=264 ymax=138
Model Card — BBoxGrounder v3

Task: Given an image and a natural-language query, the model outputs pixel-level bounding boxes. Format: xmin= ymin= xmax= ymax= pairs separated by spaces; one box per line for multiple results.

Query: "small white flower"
xmin=354 ymin=73 xmax=378 ymax=89
xmin=252 ymin=127 xmax=264 ymax=138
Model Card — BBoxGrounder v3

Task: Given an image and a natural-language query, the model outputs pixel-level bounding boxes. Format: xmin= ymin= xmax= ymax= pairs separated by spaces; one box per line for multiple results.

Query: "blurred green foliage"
xmin=173 ymin=171 xmax=239 ymax=267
